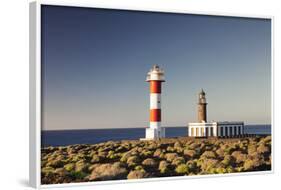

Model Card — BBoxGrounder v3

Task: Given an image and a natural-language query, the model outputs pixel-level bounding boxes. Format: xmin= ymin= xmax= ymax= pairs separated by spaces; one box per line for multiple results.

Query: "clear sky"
xmin=41 ymin=5 xmax=271 ymax=130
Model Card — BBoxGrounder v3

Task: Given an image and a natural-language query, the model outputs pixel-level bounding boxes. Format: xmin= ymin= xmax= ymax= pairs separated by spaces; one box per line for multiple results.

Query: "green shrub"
xmin=42 ymin=166 xmax=55 ymax=174
xmin=201 ymin=151 xmax=216 ymax=159
xmin=142 ymin=158 xmax=158 ymax=167
xmin=183 ymin=149 xmax=196 ymax=158
xmin=186 ymin=160 xmax=197 ymax=173
xmin=127 ymin=170 xmax=149 ymax=179
xmin=135 ymin=165 xmax=144 ymax=171
xmin=165 ymin=153 xmax=178 ymax=162
xmin=221 ymin=155 xmax=233 ymax=166
xmin=215 ymin=167 xmax=227 ymax=173
xmin=175 ymin=164 xmax=189 ymax=174
xmin=68 ymin=171 xmax=88 ymax=179
xmin=158 ymin=160 xmax=170 ymax=174
xmin=127 ymin=155 xmax=140 ymax=167
xmin=64 ymin=163 xmax=75 ymax=172
xmin=172 ymin=157 xmax=185 ymax=166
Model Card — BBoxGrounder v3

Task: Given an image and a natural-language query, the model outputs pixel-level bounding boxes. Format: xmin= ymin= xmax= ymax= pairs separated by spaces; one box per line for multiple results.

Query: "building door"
xmin=210 ymin=127 xmax=214 ymax=136
xmin=234 ymin=126 xmax=237 ymax=136
xmin=201 ymin=128 xmax=204 ymax=137
xmin=229 ymin=127 xmax=232 ymax=136
xmin=225 ymin=127 xmax=228 ymax=136
xmin=220 ymin=127 xmax=223 ymax=137
xmin=238 ymin=126 xmax=241 ymax=135
xmin=206 ymin=127 xmax=209 ymax=137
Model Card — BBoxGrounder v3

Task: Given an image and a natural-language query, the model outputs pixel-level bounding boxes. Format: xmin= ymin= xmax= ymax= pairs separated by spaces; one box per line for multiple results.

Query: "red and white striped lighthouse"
xmin=145 ymin=65 xmax=165 ymax=139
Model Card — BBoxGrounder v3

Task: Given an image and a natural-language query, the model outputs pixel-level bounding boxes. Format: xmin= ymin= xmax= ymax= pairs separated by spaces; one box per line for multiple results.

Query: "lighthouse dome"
xmin=199 ymin=89 xmax=206 ymax=95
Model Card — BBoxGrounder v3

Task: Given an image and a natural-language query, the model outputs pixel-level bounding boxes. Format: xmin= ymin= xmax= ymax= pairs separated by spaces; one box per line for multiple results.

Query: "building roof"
xmin=199 ymin=88 xmax=205 ymax=95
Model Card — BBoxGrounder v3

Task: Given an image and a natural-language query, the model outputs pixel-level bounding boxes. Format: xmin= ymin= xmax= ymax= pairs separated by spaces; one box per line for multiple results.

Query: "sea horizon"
xmin=42 ymin=124 xmax=272 ymax=132
xmin=41 ymin=124 xmax=271 ymax=147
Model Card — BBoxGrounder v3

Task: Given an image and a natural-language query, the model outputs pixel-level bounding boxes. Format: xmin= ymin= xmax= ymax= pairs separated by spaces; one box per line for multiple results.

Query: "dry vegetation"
xmin=41 ymin=135 xmax=271 ymax=184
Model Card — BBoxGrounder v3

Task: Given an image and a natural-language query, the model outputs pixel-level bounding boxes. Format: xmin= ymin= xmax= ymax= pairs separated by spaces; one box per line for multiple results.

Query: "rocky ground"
xmin=41 ymin=135 xmax=271 ymax=184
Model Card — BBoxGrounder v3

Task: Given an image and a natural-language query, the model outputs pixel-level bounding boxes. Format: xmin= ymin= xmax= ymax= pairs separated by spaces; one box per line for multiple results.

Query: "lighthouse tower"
xmin=198 ymin=89 xmax=207 ymax=122
xmin=189 ymin=89 xmax=244 ymax=137
xmin=145 ymin=65 xmax=165 ymax=140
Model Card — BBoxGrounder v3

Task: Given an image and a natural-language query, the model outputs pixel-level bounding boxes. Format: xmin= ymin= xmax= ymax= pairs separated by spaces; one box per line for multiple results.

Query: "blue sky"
xmin=41 ymin=5 xmax=271 ymax=130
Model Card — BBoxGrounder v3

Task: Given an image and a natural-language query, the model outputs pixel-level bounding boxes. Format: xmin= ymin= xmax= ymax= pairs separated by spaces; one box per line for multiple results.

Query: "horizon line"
xmin=42 ymin=123 xmax=272 ymax=132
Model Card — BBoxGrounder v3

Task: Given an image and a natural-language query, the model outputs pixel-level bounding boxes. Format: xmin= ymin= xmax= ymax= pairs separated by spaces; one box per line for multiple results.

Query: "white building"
xmin=188 ymin=90 xmax=245 ymax=137
xmin=188 ymin=121 xmax=244 ymax=137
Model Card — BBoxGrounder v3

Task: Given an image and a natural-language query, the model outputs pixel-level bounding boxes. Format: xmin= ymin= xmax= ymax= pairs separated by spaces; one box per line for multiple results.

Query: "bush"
xmin=172 ymin=157 xmax=185 ymax=166
xmin=42 ymin=166 xmax=55 ymax=174
xmin=153 ymin=149 xmax=163 ymax=158
xmin=221 ymin=155 xmax=233 ymax=166
xmin=215 ymin=148 xmax=225 ymax=158
xmin=120 ymin=152 xmax=132 ymax=162
xmin=167 ymin=146 xmax=175 ymax=152
xmin=201 ymin=151 xmax=216 ymax=159
xmin=91 ymin=155 xmax=100 ymax=163
xmin=158 ymin=160 xmax=171 ymax=174
xmin=257 ymin=143 xmax=270 ymax=154
xmin=64 ymin=163 xmax=75 ymax=172
xmin=141 ymin=150 xmax=153 ymax=157
xmin=75 ymin=160 xmax=90 ymax=173
xmin=54 ymin=168 xmax=68 ymax=176
xmin=247 ymin=144 xmax=257 ymax=155
xmin=199 ymin=159 xmax=219 ymax=172
xmin=175 ymin=164 xmax=189 ymax=174
xmin=243 ymin=158 xmax=263 ymax=171
xmin=68 ymin=171 xmax=88 ymax=180
xmin=135 ymin=165 xmax=144 ymax=171
xmin=215 ymin=167 xmax=227 ymax=173
xmin=127 ymin=170 xmax=149 ymax=179
xmin=231 ymin=151 xmax=247 ymax=164
xmin=189 ymin=143 xmax=200 ymax=149
xmin=174 ymin=141 xmax=182 ymax=148
xmin=186 ymin=160 xmax=197 ymax=173
xmin=89 ymin=163 xmax=128 ymax=181
xmin=142 ymin=158 xmax=158 ymax=168
xmin=183 ymin=149 xmax=196 ymax=158
xmin=165 ymin=153 xmax=178 ymax=162
xmin=127 ymin=156 xmax=141 ymax=167
xmin=46 ymin=159 xmax=64 ymax=168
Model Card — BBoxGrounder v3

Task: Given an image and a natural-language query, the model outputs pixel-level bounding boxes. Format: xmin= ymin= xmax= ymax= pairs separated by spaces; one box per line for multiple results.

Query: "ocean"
xmin=41 ymin=125 xmax=271 ymax=147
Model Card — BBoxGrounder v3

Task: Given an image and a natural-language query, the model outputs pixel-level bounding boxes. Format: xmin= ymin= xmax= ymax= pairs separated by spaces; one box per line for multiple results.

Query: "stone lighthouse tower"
xmin=198 ymin=89 xmax=207 ymax=122
xmin=144 ymin=65 xmax=165 ymax=140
